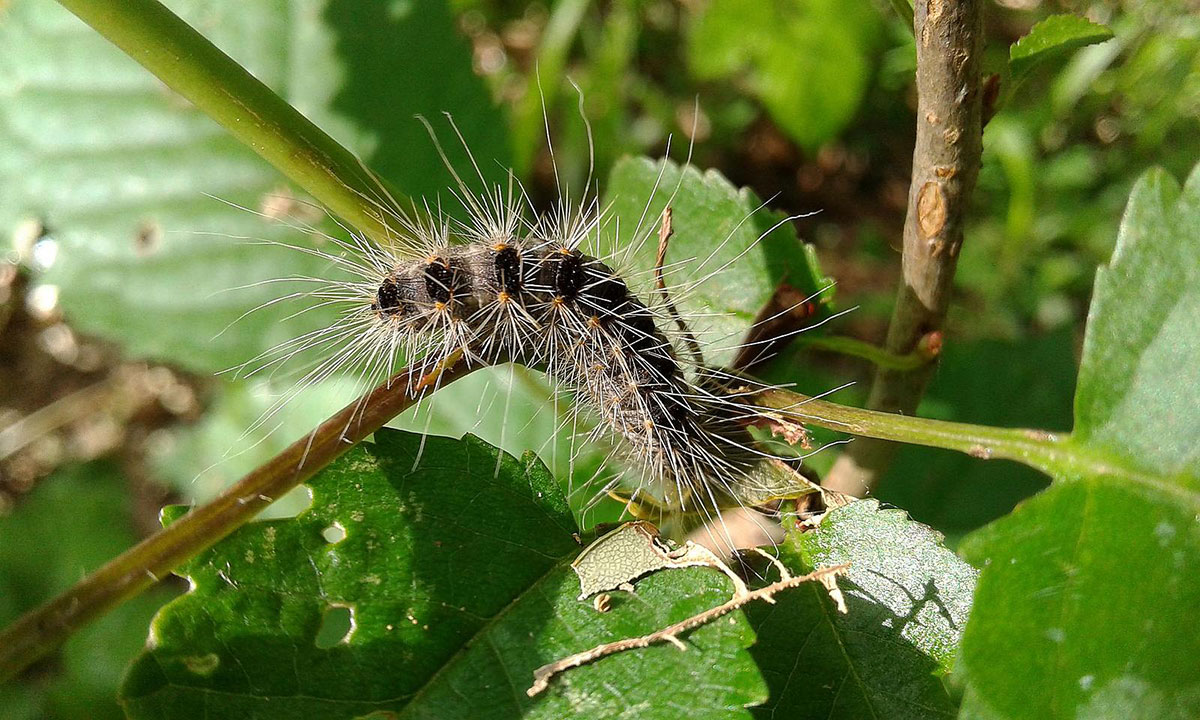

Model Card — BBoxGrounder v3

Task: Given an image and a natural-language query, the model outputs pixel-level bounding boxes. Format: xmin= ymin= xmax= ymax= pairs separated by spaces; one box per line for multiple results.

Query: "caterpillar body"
xmin=243 ymin=143 xmax=838 ymax=535
xmin=368 ymin=232 xmax=769 ymax=513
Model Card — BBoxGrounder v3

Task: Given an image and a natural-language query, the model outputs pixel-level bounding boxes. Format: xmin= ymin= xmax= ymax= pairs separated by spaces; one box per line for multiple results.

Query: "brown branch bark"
xmin=0 ymin=354 xmax=474 ymax=682
xmin=825 ymin=0 xmax=984 ymax=496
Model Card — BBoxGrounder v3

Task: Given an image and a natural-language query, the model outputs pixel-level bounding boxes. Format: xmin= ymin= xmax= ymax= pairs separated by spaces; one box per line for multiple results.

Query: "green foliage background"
xmin=1 ymin=0 xmax=1197 ymax=718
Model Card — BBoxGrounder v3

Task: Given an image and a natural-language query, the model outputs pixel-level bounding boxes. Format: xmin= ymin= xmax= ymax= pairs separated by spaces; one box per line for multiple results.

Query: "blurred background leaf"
xmin=147 ymin=377 xmax=359 ymax=518
xmin=0 ymin=464 xmax=175 ymax=720
xmin=961 ymin=1 xmax=1199 ymax=339
xmin=686 ymin=0 xmax=883 ymax=151
xmin=1009 ymin=14 xmax=1114 ymax=84
xmin=0 ymin=0 xmax=508 ymax=373
xmin=0 ymin=0 xmax=333 ymax=373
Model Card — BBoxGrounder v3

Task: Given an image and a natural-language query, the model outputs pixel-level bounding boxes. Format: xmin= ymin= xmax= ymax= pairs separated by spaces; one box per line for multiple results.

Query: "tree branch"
xmin=825 ymin=0 xmax=984 ymax=496
xmin=0 ymin=354 xmax=473 ymax=683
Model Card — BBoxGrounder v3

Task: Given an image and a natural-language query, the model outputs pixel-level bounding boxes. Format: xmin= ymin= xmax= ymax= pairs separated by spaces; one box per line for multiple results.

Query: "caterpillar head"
xmin=371 ymin=276 xmax=414 ymax=318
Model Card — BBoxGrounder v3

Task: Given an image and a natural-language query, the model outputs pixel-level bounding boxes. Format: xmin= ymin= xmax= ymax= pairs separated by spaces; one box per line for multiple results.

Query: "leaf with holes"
xmin=748 ymin=499 xmax=977 ymax=719
xmin=956 ymin=164 xmax=1200 ymax=720
xmin=0 ymin=0 xmax=505 ymax=373
xmin=121 ymin=429 xmax=767 ymax=718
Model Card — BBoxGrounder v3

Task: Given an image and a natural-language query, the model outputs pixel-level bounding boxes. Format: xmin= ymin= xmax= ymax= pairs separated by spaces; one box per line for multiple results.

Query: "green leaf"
xmin=957 ymin=164 xmax=1200 ymax=719
xmin=602 ymin=156 xmax=830 ymax=368
xmin=0 ymin=0 xmax=506 ymax=373
xmin=1073 ymin=166 xmax=1200 ymax=482
xmin=1009 ymin=15 xmax=1114 ymax=82
xmin=121 ymin=430 xmax=767 ymax=718
xmin=958 ymin=480 xmax=1200 ymax=720
xmin=0 ymin=464 xmax=173 ymax=720
xmin=748 ymin=500 xmax=977 ymax=719
xmin=686 ymin=0 xmax=882 ymax=150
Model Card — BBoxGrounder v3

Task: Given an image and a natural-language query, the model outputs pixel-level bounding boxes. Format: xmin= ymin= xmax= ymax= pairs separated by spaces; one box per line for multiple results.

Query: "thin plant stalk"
xmin=798 ymin=335 xmax=932 ymax=372
xmin=754 ymin=387 xmax=1170 ymax=492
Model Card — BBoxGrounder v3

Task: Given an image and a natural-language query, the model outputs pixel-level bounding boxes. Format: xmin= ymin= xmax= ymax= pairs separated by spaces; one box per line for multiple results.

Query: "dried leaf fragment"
xmin=571 ymin=521 xmax=748 ymax=600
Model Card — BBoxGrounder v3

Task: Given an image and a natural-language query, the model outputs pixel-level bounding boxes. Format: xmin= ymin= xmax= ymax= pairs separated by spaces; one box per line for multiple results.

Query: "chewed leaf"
xmin=572 ymin=521 xmax=750 ymax=600
xmin=748 ymin=499 xmax=977 ymax=718
xmin=572 ymin=521 xmax=681 ymax=599
xmin=122 ymin=429 xmax=767 ymax=719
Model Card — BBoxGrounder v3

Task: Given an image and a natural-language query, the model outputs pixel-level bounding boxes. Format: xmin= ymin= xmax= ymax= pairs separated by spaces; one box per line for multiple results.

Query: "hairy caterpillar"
xmin=234 ymin=123 xmax=844 ymax=538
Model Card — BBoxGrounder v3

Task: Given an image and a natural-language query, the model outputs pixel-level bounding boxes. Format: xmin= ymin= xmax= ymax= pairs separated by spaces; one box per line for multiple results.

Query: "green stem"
xmin=799 ymin=335 xmax=929 ymax=371
xmin=0 ymin=356 xmax=474 ymax=684
xmin=55 ymin=0 xmax=403 ymax=243
xmin=754 ymin=387 xmax=1145 ymax=483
